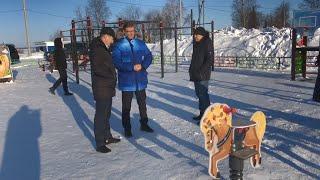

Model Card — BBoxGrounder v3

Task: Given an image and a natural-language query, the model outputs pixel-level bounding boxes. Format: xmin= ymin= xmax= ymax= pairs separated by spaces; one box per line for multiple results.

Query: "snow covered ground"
xmin=0 ymin=59 xmax=319 ymax=179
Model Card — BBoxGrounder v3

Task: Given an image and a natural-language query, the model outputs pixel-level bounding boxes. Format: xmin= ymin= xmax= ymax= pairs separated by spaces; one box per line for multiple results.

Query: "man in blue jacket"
xmin=112 ymin=22 xmax=153 ymax=137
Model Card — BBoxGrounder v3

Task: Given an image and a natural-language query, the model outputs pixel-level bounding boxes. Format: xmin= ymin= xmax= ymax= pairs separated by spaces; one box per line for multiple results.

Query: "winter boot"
xmin=192 ymin=114 xmax=203 ymax=121
xmin=49 ymin=87 xmax=55 ymax=95
xmin=106 ymin=137 xmax=121 ymax=144
xmin=140 ymin=123 xmax=154 ymax=133
xmin=64 ymin=92 xmax=73 ymax=96
xmin=124 ymin=129 xmax=133 ymax=138
xmin=96 ymin=146 xmax=111 ymax=153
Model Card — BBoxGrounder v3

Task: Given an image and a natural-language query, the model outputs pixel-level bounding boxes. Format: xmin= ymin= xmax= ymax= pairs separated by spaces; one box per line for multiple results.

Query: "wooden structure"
xmin=0 ymin=45 xmax=13 ymax=83
xmin=200 ymin=103 xmax=266 ymax=179
xmin=291 ymin=28 xmax=319 ymax=80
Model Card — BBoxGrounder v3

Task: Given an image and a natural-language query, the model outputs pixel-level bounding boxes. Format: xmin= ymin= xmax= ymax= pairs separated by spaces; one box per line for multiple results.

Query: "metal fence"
xmin=152 ymin=55 xmax=292 ymax=70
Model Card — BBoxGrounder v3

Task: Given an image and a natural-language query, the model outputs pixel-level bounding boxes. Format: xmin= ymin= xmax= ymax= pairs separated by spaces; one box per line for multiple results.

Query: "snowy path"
xmin=0 ymin=60 xmax=319 ymax=180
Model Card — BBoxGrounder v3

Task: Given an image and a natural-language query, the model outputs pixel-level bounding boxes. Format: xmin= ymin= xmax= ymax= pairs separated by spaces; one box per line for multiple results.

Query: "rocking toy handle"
xmin=223 ymin=106 xmax=237 ymax=114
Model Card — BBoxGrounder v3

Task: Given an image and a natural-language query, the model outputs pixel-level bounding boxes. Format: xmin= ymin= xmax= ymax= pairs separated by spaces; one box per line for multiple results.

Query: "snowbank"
xmin=148 ymin=27 xmax=320 ymax=58
xmin=20 ymin=52 xmax=44 ymax=60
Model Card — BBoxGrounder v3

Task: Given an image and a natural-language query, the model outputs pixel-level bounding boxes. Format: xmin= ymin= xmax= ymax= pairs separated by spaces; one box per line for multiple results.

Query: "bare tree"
xmin=247 ymin=6 xmax=259 ymax=29
xmin=161 ymin=0 xmax=185 ymax=38
xmin=261 ymin=13 xmax=275 ymax=28
xmin=144 ymin=10 xmax=163 ymax=42
xmin=299 ymin=0 xmax=320 ymax=10
xmin=86 ymin=0 xmax=111 ymax=27
xmin=74 ymin=6 xmax=86 ymax=29
xmin=117 ymin=5 xmax=142 ymax=21
xmin=232 ymin=0 xmax=260 ymax=28
xmin=273 ymin=1 xmax=290 ymax=28
xmin=49 ymin=29 xmax=62 ymax=41
xmin=259 ymin=1 xmax=290 ymax=28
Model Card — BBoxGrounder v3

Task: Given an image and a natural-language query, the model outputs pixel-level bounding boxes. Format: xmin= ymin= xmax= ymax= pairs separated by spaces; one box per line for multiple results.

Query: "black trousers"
xmin=194 ymin=81 xmax=210 ymax=115
xmin=52 ymin=68 xmax=69 ymax=93
xmin=94 ymin=98 xmax=113 ymax=147
xmin=313 ymin=67 xmax=320 ymax=101
xmin=122 ymin=89 xmax=148 ymax=130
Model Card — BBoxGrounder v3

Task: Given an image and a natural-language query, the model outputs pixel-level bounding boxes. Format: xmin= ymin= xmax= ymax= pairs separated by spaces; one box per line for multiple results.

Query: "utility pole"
xmin=198 ymin=0 xmax=201 ymax=25
xmin=283 ymin=0 xmax=285 ymax=27
xmin=202 ymin=0 xmax=205 ymax=26
xmin=197 ymin=0 xmax=205 ymax=26
xmin=179 ymin=0 xmax=182 ymax=38
xmin=22 ymin=0 xmax=31 ymax=56
xmin=241 ymin=0 xmax=245 ymax=28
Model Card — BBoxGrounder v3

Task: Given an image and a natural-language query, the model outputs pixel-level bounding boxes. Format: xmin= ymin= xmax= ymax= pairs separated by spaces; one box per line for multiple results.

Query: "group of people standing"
xmin=48 ymin=22 xmax=213 ymax=153
xmin=89 ymin=22 xmax=154 ymax=153
xmin=49 ymin=21 xmax=320 ymax=154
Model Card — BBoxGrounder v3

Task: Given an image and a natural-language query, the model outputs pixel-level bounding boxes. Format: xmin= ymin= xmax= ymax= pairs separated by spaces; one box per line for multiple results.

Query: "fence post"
xmin=71 ymin=21 xmax=75 ymax=73
xmin=81 ymin=30 xmax=84 ymax=43
xmin=71 ymin=20 xmax=79 ymax=84
xmin=142 ymin=23 xmax=146 ymax=42
xmin=211 ymin=20 xmax=215 ymax=71
xmin=190 ymin=9 xmax=193 ymax=35
xmin=278 ymin=57 xmax=281 ymax=70
xmin=86 ymin=16 xmax=92 ymax=44
xmin=192 ymin=20 xmax=196 ymax=35
xmin=174 ymin=22 xmax=178 ymax=73
xmin=302 ymin=36 xmax=307 ymax=79
xmin=236 ymin=57 xmax=238 ymax=68
xmin=291 ymin=28 xmax=297 ymax=81
xmin=118 ymin=18 xmax=124 ymax=29
xmin=160 ymin=21 xmax=164 ymax=78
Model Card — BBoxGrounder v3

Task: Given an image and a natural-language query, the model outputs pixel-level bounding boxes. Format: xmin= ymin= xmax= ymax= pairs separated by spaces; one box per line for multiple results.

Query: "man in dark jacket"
xmin=112 ymin=22 xmax=153 ymax=138
xmin=189 ymin=27 xmax=213 ymax=122
xmin=49 ymin=38 xmax=73 ymax=96
xmin=313 ymin=54 xmax=320 ymax=102
xmin=90 ymin=27 xmax=120 ymax=153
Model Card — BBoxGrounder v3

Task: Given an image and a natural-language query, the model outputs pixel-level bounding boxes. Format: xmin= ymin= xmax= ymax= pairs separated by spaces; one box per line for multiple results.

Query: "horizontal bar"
xmin=73 ymin=20 xmax=87 ymax=23
xmin=194 ymin=22 xmax=213 ymax=26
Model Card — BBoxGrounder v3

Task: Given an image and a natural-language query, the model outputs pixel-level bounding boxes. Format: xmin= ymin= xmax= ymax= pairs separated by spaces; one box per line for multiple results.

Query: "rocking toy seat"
xmin=231 ymin=116 xmax=256 ymax=129
xmin=230 ymin=116 xmax=259 ymax=160
xmin=230 ymin=147 xmax=258 ymax=160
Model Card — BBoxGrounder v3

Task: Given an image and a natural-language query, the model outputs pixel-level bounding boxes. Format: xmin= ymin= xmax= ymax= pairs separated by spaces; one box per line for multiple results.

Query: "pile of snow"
xmin=309 ymin=28 xmax=320 ymax=47
xmin=20 ymin=52 xmax=44 ymax=60
xmin=148 ymin=27 xmax=320 ymax=58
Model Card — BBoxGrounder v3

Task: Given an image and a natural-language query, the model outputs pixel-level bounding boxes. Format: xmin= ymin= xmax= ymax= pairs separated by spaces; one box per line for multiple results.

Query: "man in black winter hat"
xmin=49 ymin=38 xmax=73 ymax=96
xmin=189 ymin=27 xmax=213 ymax=123
xmin=90 ymin=27 xmax=120 ymax=153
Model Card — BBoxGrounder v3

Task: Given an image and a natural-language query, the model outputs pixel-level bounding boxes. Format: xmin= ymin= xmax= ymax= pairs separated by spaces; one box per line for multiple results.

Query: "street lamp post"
xmin=22 ymin=0 xmax=31 ymax=56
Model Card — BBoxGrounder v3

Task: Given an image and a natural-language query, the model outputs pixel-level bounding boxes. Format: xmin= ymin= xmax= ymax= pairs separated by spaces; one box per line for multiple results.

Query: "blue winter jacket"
xmin=112 ymin=37 xmax=152 ymax=91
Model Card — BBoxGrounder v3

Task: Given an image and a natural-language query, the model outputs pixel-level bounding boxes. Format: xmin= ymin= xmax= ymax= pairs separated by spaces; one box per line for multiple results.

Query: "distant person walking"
xmin=49 ymin=38 xmax=73 ymax=96
xmin=112 ymin=21 xmax=153 ymax=138
xmin=313 ymin=54 xmax=320 ymax=102
xmin=90 ymin=27 xmax=121 ymax=153
xmin=189 ymin=27 xmax=213 ymax=123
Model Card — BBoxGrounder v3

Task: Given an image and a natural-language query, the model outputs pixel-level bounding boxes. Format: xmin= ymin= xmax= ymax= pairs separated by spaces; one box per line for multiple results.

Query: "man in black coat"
xmin=313 ymin=54 xmax=320 ymax=102
xmin=49 ymin=38 xmax=73 ymax=96
xmin=189 ymin=27 xmax=213 ymax=122
xmin=90 ymin=27 xmax=120 ymax=153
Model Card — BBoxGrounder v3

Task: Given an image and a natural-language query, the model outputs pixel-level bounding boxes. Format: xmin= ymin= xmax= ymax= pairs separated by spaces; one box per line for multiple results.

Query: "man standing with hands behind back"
xmin=112 ymin=21 xmax=153 ymax=138
xmin=90 ymin=27 xmax=120 ymax=153
xmin=189 ymin=27 xmax=213 ymax=123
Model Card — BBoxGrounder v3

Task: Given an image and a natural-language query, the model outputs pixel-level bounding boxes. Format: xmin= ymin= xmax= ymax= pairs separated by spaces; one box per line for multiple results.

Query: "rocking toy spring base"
xmin=229 ymin=155 xmax=244 ymax=180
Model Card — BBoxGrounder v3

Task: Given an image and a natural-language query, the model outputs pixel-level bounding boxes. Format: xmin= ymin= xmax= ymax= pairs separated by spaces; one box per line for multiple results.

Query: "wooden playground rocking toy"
xmin=200 ymin=103 xmax=266 ymax=179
